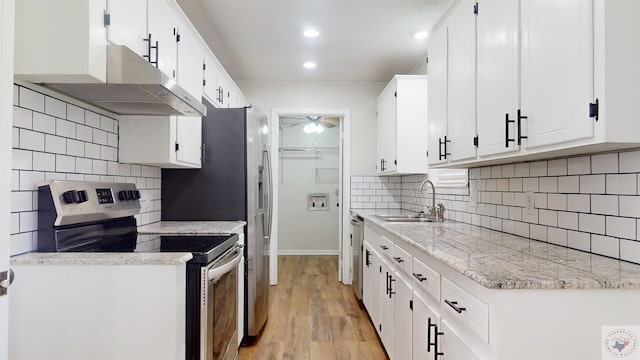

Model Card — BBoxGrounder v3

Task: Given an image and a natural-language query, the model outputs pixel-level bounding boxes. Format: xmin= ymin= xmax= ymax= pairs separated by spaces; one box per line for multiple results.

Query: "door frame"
xmin=270 ymin=108 xmax=352 ymax=284
xmin=0 ymin=1 xmax=15 ymax=359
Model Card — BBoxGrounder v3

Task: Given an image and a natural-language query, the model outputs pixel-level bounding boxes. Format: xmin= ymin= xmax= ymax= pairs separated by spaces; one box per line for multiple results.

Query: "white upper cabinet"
xmin=148 ymin=0 xmax=180 ymax=79
xmin=427 ymin=28 xmax=449 ymax=166
xmin=175 ymin=116 xmax=203 ymax=166
xmin=521 ymin=0 xmax=594 ymax=148
xmin=106 ymin=0 xmax=148 ymax=58
xmin=377 ymin=75 xmax=428 ymax=175
xmin=176 ymin=21 xmax=205 ymax=100
xmin=476 ymin=0 xmax=520 ymax=157
xmin=447 ymin=0 xmax=477 ymax=163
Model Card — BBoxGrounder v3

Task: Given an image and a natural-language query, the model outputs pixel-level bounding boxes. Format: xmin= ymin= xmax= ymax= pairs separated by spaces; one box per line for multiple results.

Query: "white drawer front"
xmin=412 ymin=257 xmax=440 ymax=302
xmin=441 ymin=278 xmax=489 ymax=343
xmin=379 ymin=235 xmax=394 ymax=259
xmin=392 ymin=244 xmax=412 ymax=275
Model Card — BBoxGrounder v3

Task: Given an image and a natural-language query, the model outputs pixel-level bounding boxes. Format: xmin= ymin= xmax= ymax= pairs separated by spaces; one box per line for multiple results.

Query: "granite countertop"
xmin=137 ymin=221 xmax=246 ymax=235
xmin=11 ymin=252 xmax=193 ymax=266
xmin=352 ymin=209 xmax=640 ymax=290
xmin=11 ymin=221 xmax=246 ymax=266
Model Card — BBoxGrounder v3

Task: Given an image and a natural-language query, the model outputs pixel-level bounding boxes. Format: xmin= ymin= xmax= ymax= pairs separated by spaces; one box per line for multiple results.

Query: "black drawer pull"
xmin=413 ymin=273 xmax=427 ymax=282
xmin=379 ymin=245 xmax=388 ymax=250
xmin=393 ymin=256 xmax=404 ymax=263
xmin=445 ymin=299 xmax=466 ymax=313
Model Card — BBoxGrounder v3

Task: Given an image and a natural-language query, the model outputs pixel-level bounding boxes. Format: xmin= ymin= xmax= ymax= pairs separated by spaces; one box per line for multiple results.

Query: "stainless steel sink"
xmin=374 ymin=214 xmax=436 ymax=223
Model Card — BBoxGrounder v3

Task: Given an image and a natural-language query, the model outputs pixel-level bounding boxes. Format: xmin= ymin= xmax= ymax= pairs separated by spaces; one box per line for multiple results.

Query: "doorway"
xmin=270 ymin=109 xmax=351 ymax=284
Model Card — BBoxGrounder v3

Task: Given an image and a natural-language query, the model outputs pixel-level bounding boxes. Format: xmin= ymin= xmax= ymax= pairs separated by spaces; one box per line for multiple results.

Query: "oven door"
xmin=201 ymin=244 xmax=243 ymax=360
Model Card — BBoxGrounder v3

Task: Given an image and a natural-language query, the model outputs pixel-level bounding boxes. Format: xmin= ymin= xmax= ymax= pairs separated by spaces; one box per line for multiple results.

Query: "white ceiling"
xmin=177 ymin=0 xmax=454 ymax=83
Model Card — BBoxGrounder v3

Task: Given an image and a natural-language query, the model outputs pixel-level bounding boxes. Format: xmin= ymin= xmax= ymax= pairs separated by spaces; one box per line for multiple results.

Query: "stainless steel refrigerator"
xmin=162 ymin=99 xmax=272 ymax=342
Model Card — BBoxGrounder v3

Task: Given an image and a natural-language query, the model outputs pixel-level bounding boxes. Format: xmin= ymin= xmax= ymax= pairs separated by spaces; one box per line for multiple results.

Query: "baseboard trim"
xmin=277 ymin=250 xmax=340 ymax=255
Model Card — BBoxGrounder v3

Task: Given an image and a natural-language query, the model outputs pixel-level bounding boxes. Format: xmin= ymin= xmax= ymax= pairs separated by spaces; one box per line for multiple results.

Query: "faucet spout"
xmin=418 ymin=179 xmax=436 ymax=213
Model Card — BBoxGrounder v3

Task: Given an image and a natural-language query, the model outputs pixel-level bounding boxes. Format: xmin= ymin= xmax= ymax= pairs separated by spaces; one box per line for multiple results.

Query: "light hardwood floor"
xmin=238 ymin=255 xmax=388 ymax=360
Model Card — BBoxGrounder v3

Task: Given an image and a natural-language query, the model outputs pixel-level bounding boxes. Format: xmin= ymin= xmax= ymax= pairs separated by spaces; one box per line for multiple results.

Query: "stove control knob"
xmin=127 ymin=190 xmax=134 ymax=200
xmin=62 ymin=190 xmax=80 ymax=204
xmin=77 ymin=190 xmax=88 ymax=203
xmin=118 ymin=190 xmax=128 ymax=201
xmin=133 ymin=190 xmax=141 ymax=200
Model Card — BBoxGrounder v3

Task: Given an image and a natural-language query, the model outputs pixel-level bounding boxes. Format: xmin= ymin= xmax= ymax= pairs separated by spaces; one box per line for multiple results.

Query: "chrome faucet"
xmin=418 ymin=179 xmax=445 ymax=221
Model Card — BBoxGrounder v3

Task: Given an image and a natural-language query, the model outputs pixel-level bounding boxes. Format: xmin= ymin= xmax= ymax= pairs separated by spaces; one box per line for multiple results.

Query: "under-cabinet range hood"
xmin=42 ymin=45 xmax=207 ymax=117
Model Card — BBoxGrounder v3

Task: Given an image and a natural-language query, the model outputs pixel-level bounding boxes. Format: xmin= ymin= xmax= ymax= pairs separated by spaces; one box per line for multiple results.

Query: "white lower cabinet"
xmin=440 ymin=321 xmax=483 ymax=360
xmin=412 ymin=291 xmax=440 ymax=360
xmin=379 ymin=257 xmax=395 ymax=355
xmin=393 ymin=271 xmax=413 ymax=360
xmin=363 ymin=242 xmax=382 ymax=337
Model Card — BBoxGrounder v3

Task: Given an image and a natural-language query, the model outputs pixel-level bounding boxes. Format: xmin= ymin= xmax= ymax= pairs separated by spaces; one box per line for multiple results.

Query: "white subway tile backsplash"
xmin=620 ymin=240 xmax=640 ymax=263
xmin=12 ymin=128 xmax=19 ymax=148
xmin=19 ymin=171 xmax=44 ymax=191
xmin=480 ymin=167 xmax=492 ymax=179
xmin=19 ymin=129 xmax=44 ymax=151
xmin=56 ymin=118 xmax=76 ymax=138
xmin=67 ymin=139 xmax=84 ymax=157
xmin=548 ymin=159 xmax=567 ymax=176
xmin=606 ymin=216 xmax=636 ymax=240
xmin=85 ymin=111 xmax=101 ymax=128
xmin=558 ymin=176 xmax=579 ymax=193
xmin=548 ymin=227 xmax=567 ymax=246
xmin=568 ymin=231 xmax=590 ymax=252
xmin=534 ymin=193 xmax=547 ymax=209
xmin=580 ymin=175 xmax=605 ymax=194
xmin=491 ymin=165 xmax=502 ymax=178
xmin=11 ymin=233 xmax=33 ymax=256
xmin=85 ymin=143 xmax=100 ymax=159
xmin=100 ymin=146 xmax=116 ymax=161
xmin=76 ymin=125 xmax=93 ymax=142
xmin=501 ymin=164 xmax=515 ymax=178
xmin=497 ymin=179 xmax=509 ymax=191
xmin=558 ymin=211 xmax=578 ymax=230
xmin=33 ymin=152 xmax=55 ymax=171
xmin=66 ymin=104 xmax=84 ymax=124
xmin=620 ymin=196 xmax=640 ymax=218
xmin=522 ymin=178 xmax=539 ymax=192
xmin=75 ymin=158 xmax=93 ymax=174
xmin=55 ymin=154 xmax=75 ymax=173
xmin=579 ymin=213 xmax=605 ymax=234
xmin=514 ymin=163 xmax=530 ymax=177
xmin=547 ymin=194 xmax=567 ymax=211
xmin=606 ymin=174 xmax=637 ymax=195
xmin=530 ymin=224 xmax=548 ymax=242
xmin=44 ymin=134 xmax=66 ymax=154
xmin=591 ymin=234 xmax=619 ymax=258
xmin=591 ymin=195 xmax=618 ymax=216
xmin=539 ymin=177 xmax=558 ymax=193
xmin=12 ymin=191 xmax=32 ymax=212
xmin=10 ymin=213 xmax=19 ymax=234
xmin=592 ymin=153 xmax=618 ymax=174
xmin=108 ymin=133 xmax=118 ymax=148
xmin=45 ymin=97 xmax=66 ymax=118
xmin=11 ymin=171 xmax=19 ymax=191
xmin=13 ymin=107 xmax=33 ymax=129
xmin=19 ymin=211 xmax=38 ymax=233
xmin=12 ymin=149 xmax=32 ymax=170
xmin=93 ymin=160 xmax=108 ymax=175
xmin=509 ymin=178 xmax=523 ymax=192
xmin=530 ymin=161 xmax=548 ymax=177
xmin=539 ymin=209 xmax=557 ymax=227
xmin=13 ymin=85 xmax=19 ymax=106
xmin=568 ymin=156 xmax=590 ymax=175
xmin=32 ymin=112 xmax=56 ymax=134
xmin=568 ymin=194 xmax=590 ymax=212
xmin=19 ymin=87 xmax=44 ymax=112
xmin=620 ymin=150 xmax=640 ymax=173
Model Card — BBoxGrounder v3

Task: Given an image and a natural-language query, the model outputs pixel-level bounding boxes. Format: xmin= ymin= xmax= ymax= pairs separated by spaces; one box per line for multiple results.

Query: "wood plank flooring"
xmin=238 ymin=255 xmax=388 ymax=360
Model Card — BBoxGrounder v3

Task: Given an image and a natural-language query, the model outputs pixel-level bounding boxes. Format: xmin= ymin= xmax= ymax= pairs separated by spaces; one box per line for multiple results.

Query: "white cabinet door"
xmin=447 ymin=0 xmax=477 ymax=162
xmin=363 ymin=243 xmax=381 ymax=335
xmin=521 ymin=0 xmax=594 ymax=148
xmin=427 ymin=27 xmax=449 ymax=166
xmin=476 ymin=0 xmax=521 ymax=157
xmin=377 ymin=81 xmax=396 ymax=173
xmin=394 ymin=272 xmax=413 ymax=360
xmin=440 ymin=321 xmax=484 ymax=360
xmin=106 ymin=0 xmax=147 ymax=57
xmin=203 ymin=53 xmax=222 ymax=107
xmin=148 ymin=0 xmax=179 ymax=78
xmin=380 ymin=257 xmax=395 ymax=356
xmin=175 ymin=116 xmax=202 ymax=167
xmin=176 ymin=23 xmax=205 ymax=100
xmin=413 ymin=291 xmax=440 ymax=360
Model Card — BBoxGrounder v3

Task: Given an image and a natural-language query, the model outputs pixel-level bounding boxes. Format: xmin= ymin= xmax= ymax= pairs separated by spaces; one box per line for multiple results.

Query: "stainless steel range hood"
xmin=42 ymin=45 xmax=206 ymax=117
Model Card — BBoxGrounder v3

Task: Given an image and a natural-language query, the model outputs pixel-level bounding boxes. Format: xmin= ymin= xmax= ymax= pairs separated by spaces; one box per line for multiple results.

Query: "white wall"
xmin=278 ymin=122 xmax=340 ymax=254
xmin=237 ymin=81 xmax=385 ymax=176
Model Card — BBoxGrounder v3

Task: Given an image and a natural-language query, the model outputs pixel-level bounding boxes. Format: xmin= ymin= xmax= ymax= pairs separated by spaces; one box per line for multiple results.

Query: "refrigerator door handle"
xmin=264 ymin=148 xmax=273 ymax=238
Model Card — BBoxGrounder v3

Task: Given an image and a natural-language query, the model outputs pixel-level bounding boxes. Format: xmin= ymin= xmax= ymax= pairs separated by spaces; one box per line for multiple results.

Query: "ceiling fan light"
xmin=303 ymin=123 xmax=316 ymax=134
xmin=303 ymin=29 xmax=320 ymax=38
xmin=315 ymin=124 xmax=324 ymax=133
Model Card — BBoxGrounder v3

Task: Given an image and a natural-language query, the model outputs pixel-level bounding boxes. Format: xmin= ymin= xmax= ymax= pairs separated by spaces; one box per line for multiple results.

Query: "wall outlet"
xmin=525 ymin=191 xmax=535 ymax=215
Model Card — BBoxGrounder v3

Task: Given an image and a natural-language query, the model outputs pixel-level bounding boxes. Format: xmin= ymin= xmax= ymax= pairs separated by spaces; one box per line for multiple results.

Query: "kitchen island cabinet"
xmin=357 ymin=210 xmax=640 ymax=360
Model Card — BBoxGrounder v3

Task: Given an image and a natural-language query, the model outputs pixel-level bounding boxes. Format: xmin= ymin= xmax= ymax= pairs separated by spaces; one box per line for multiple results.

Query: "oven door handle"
xmin=207 ymin=245 xmax=244 ymax=282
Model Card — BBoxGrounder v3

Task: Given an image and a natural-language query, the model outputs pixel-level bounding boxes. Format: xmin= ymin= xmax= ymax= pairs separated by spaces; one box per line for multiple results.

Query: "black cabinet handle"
xmin=385 ymin=272 xmax=390 ymax=295
xmin=143 ymin=33 xmax=158 ymax=68
xmin=393 ymin=256 xmax=404 ymax=263
xmin=413 ymin=272 xmax=427 ymax=282
xmin=388 ymin=274 xmax=395 ymax=298
xmin=427 ymin=317 xmax=437 ymax=352
xmin=517 ymin=109 xmax=528 ymax=145
xmin=445 ymin=299 xmax=466 ymax=313
xmin=439 ymin=136 xmax=451 ymax=160
xmin=379 ymin=245 xmax=388 ymax=251
xmin=435 ymin=326 xmax=444 ymax=358
xmin=365 ymin=249 xmax=371 ymax=267
xmin=505 ymin=113 xmax=515 ymax=148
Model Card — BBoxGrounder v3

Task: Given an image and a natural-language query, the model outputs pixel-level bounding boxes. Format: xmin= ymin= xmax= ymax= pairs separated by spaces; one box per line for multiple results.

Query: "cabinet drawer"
xmin=441 ymin=278 xmax=489 ymax=342
xmin=392 ymin=244 xmax=412 ymax=275
xmin=412 ymin=257 xmax=440 ymax=302
xmin=379 ymin=235 xmax=394 ymax=259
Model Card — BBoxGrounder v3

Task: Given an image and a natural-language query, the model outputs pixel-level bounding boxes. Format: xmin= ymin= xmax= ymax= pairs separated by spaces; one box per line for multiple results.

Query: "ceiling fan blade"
xmin=319 ymin=119 xmax=336 ymax=128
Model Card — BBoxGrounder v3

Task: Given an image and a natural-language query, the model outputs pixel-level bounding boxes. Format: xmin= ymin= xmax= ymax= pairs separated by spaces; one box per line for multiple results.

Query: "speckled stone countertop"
xmin=352 ymin=209 xmax=640 ymax=290
xmin=11 ymin=221 xmax=246 ymax=266
xmin=137 ymin=221 xmax=246 ymax=235
xmin=11 ymin=252 xmax=193 ymax=266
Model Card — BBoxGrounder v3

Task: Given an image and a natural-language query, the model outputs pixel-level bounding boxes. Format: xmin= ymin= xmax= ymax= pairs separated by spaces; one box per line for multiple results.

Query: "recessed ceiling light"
xmin=303 ymin=62 xmax=316 ymax=69
xmin=414 ymin=31 xmax=429 ymax=40
xmin=303 ymin=29 xmax=320 ymax=38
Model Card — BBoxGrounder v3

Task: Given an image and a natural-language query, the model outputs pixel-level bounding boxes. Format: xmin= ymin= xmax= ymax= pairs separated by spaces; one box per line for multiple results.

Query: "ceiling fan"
xmin=281 ymin=115 xmax=341 ymax=134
